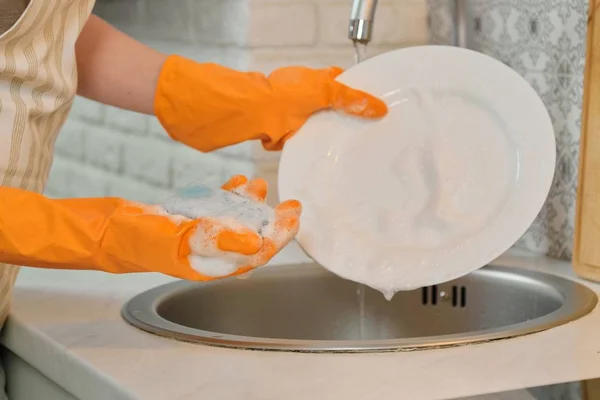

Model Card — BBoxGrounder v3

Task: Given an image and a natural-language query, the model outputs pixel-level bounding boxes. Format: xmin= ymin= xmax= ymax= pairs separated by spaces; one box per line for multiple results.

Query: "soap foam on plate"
xmin=295 ymin=86 xmax=517 ymax=298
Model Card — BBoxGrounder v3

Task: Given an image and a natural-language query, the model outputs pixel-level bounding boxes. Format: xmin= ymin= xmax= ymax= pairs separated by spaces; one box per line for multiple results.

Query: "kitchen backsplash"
xmin=45 ymin=0 xmax=428 ymax=205
xmin=429 ymin=0 xmax=588 ymax=261
xmin=46 ymin=0 xmax=588 ymax=263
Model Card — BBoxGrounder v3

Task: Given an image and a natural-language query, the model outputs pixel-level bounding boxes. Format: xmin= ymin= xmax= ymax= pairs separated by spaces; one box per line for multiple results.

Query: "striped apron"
xmin=0 ymin=0 xmax=95 ymax=396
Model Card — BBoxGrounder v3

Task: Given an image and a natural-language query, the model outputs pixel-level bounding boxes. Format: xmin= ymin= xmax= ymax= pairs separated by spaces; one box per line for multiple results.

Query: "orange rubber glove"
xmin=0 ymin=176 xmax=301 ymax=281
xmin=154 ymin=55 xmax=388 ymax=152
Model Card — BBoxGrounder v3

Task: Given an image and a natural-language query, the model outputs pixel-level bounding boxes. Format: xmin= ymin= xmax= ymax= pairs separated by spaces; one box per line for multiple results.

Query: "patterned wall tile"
xmin=429 ymin=0 xmax=589 ymax=261
xmin=428 ymin=0 xmax=455 ymax=44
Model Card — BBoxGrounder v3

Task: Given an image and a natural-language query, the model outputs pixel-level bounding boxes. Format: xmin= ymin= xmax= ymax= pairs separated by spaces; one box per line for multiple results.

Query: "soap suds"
xmin=160 ymin=184 xmax=277 ymax=277
xmin=293 ymin=86 xmax=518 ymax=297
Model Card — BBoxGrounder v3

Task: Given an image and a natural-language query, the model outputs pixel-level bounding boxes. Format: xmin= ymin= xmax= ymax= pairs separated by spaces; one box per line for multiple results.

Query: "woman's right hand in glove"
xmin=0 ymin=175 xmax=301 ymax=280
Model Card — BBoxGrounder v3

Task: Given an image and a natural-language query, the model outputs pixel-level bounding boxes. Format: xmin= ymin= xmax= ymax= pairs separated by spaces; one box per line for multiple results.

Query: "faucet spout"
xmin=348 ymin=0 xmax=378 ymax=43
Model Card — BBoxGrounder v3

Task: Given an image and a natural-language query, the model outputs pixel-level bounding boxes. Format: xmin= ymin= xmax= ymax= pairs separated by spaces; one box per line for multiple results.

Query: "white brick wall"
xmin=46 ymin=0 xmax=429 ymax=205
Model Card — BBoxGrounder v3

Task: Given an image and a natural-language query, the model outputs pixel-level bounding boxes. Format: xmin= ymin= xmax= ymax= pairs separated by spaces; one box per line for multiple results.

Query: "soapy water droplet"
xmin=342 ymin=99 xmax=368 ymax=114
xmin=382 ymin=290 xmax=395 ymax=301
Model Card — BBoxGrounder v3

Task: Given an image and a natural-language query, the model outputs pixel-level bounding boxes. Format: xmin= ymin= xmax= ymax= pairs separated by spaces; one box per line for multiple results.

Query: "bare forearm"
xmin=75 ymin=14 xmax=167 ymax=115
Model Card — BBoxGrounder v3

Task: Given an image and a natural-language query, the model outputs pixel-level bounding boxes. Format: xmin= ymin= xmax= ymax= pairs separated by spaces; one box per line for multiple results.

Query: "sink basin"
xmin=122 ymin=263 xmax=598 ymax=352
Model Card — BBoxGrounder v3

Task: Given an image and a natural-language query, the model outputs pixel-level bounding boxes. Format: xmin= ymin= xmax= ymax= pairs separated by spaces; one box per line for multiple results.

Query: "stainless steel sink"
xmin=122 ymin=263 xmax=598 ymax=352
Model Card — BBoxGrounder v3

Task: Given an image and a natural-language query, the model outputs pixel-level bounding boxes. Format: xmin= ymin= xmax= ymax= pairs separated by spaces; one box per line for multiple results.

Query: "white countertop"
xmin=3 ymin=243 xmax=600 ymax=400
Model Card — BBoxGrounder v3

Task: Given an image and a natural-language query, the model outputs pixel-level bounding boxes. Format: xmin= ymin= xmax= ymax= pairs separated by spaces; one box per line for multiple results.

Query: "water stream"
xmin=354 ymin=40 xmax=369 ymax=339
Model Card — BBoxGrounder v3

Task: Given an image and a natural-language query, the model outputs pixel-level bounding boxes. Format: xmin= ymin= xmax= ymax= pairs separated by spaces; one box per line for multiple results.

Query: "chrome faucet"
xmin=348 ymin=0 xmax=468 ymax=47
xmin=348 ymin=0 xmax=378 ymax=43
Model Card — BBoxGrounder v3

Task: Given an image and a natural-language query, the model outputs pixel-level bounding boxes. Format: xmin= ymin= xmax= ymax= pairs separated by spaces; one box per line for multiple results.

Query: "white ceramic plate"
xmin=277 ymin=45 xmax=555 ymax=295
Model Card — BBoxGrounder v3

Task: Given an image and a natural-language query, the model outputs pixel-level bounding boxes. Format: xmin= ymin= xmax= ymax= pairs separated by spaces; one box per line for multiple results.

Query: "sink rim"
xmin=121 ymin=263 xmax=598 ymax=352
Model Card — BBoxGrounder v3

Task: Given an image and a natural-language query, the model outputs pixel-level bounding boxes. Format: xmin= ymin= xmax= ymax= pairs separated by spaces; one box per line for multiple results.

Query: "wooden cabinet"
xmin=575 ymin=3 xmax=600 ymax=398
xmin=574 ymin=0 xmax=600 ymax=283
